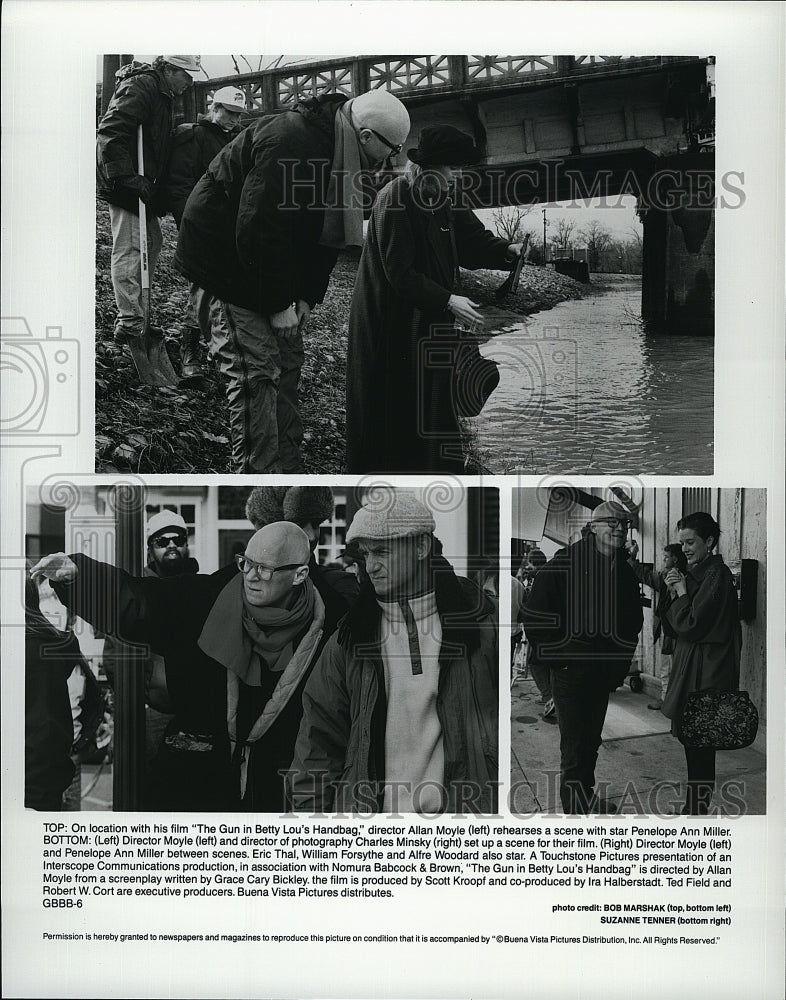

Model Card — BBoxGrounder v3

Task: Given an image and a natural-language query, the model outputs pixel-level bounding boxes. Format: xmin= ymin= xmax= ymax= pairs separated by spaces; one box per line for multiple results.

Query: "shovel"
xmin=126 ymin=125 xmax=178 ymax=387
xmin=495 ymin=233 xmax=531 ymax=303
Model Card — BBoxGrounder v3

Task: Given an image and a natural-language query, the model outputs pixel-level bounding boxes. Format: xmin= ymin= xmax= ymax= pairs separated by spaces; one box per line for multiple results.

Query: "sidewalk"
xmin=510 ymin=673 xmax=766 ymax=816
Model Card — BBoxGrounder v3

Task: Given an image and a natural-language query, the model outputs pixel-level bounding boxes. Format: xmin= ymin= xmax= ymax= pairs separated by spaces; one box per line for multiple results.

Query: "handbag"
xmin=680 ymin=689 xmax=759 ymax=750
xmin=453 ymin=337 xmax=500 ymax=417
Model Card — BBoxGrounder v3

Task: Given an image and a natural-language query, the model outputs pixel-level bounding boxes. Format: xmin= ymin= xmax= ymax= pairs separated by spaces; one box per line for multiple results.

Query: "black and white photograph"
xmin=94 ymin=52 xmax=715 ymax=475
xmin=510 ymin=486 xmax=766 ymax=816
xmin=25 ymin=482 xmax=499 ymax=814
xmin=2 ymin=2 xmax=784 ymax=998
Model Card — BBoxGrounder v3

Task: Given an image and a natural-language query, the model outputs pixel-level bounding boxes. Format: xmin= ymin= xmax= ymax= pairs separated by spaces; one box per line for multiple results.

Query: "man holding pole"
xmin=97 ymin=55 xmax=201 ymax=384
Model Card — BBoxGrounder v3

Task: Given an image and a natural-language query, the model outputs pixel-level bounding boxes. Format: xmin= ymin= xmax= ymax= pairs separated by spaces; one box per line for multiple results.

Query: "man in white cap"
xmin=97 ymin=55 xmax=201 ymax=356
xmin=101 ymin=510 xmax=199 ymax=803
xmin=164 ymin=85 xmax=247 ymax=380
xmin=174 ymin=87 xmax=411 ymax=472
xmin=32 ymin=521 xmax=332 ymax=812
xmin=520 ymin=500 xmax=644 ymax=814
xmin=289 ymin=489 xmax=498 ymax=814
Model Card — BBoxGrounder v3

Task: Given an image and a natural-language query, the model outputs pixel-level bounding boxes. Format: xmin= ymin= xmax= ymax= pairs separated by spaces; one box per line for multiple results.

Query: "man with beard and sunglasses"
xmin=520 ymin=501 xmax=644 ymax=814
xmin=174 ymin=88 xmax=411 ymax=473
xmin=32 ymin=521 xmax=336 ymax=812
xmin=101 ymin=511 xmax=198 ymax=800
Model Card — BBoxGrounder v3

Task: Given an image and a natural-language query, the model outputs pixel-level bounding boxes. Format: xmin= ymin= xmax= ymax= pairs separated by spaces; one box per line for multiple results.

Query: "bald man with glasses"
xmin=520 ymin=501 xmax=644 ymax=814
xmin=32 ymin=521 xmax=340 ymax=812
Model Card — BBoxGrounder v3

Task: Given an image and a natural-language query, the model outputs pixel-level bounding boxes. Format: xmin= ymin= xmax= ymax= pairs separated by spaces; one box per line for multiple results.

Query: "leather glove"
xmin=123 ymin=175 xmax=155 ymax=203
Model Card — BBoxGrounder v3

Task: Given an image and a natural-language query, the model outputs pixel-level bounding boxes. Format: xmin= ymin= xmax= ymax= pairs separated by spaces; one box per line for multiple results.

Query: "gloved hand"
xmin=124 ymin=175 xmax=155 ymax=203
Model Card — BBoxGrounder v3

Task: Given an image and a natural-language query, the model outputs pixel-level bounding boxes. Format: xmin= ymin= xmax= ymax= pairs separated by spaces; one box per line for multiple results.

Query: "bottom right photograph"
xmin=510 ymin=486 xmax=767 ymax=817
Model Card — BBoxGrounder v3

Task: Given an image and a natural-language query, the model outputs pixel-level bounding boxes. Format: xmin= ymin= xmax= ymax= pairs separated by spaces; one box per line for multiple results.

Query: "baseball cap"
xmin=211 ymin=86 xmax=246 ymax=112
xmin=162 ymin=55 xmax=201 ymax=76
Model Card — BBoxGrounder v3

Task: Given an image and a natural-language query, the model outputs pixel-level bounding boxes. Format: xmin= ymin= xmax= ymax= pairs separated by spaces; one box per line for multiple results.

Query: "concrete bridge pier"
xmin=640 ymin=162 xmax=715 ymax=336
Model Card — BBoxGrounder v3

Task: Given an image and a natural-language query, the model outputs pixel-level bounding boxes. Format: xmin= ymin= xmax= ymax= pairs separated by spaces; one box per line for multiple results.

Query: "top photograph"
xmin=94 ymin=54 xmax=716 ymax=476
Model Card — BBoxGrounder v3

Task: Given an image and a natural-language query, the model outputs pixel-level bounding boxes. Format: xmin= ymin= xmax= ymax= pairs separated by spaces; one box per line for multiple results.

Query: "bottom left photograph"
xmin=24 ymin=482 xmax=499 ymax=815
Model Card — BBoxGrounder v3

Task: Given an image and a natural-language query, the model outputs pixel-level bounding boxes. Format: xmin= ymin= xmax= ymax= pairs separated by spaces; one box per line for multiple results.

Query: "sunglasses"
xmin=152 ymin=532 xmax=188 ymax=548
xmin=235 ymin=554 xmax=304 ymax=581
xmin=594 ymin=518 xmax=631 ymax=529
xmin=367 ymin=127 xmax=403 ymax=157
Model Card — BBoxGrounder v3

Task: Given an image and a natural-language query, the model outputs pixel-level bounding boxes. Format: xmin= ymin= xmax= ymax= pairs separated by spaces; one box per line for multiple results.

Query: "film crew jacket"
xmin=520 ymin=535 xmax=644 ymax=690
xmin=96 ymin=63 xmax=176 ymax=216
xmin=288 ymin=556 xmax=499 ymax=814
xmin=174 ymin=95 xmax=346 ymax=316
xmin=53 ymin=554 xmax=344 ymax=812
xmin=164 ymin=115 xmax=237 ymax=227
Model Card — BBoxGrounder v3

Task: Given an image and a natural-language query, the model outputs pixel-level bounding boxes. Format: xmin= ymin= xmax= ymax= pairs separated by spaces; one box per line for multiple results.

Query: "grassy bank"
xmin=95 ymin=202 xmax=587 ymax=474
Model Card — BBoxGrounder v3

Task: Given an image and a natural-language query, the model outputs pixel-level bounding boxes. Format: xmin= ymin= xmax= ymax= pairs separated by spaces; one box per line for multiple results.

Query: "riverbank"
xmin=95 ymin=203 xmax=589 ymax=473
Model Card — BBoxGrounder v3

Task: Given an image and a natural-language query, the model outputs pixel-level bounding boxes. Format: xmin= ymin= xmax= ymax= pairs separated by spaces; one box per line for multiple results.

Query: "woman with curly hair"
xmin=661 ymin=512 xmax=741 ymax=815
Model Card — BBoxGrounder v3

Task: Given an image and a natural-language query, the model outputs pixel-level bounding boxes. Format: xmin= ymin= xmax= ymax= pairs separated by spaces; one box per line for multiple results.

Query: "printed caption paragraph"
xmin=40 ymin=819 xmax=733 ymax=944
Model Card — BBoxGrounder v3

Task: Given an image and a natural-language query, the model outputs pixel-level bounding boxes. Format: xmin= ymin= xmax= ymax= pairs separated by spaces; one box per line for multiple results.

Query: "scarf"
xmin=198 ymin=574 xmax=316 ymax=686
xmin=318 ymin=100 xmax=365 ymax=249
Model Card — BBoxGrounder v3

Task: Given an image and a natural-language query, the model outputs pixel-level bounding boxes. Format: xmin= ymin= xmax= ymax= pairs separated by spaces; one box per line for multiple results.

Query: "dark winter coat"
xmin=346 ymin=175 xmax=512 ymax=473
xmin=25 ymin=615 xmax=80 ymax=810
xmin=96 ymin=63 xmax=176 ymax=215
xmin=174 ymin=95 xmax=346 ymax=315
xmin=102 ymin=557 xmax=199 ymax=712
xmin=164 ymin=115 xmax=237 ymax=226
xmin=288 ymin=555 xmax=499 ymax=814
xmin=54 ymin=555 xmax=344 ymax=812
xmin=520 ymin=535 xmax=644 ymax=689
xmin=661 ymin=553 xmax=741 ymax=738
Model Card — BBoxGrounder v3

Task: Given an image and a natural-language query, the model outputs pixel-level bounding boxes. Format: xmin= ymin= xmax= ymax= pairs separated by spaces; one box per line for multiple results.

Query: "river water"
xmin=470 ymin=276 xmax=713 ymax=474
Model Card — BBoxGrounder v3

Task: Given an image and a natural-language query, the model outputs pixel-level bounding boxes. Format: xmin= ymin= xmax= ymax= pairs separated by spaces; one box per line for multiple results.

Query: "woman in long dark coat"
xmin=346 ymin=125 xmax=521 ymax=473
xmin=661 ymin=512 xmax=741 ymax=815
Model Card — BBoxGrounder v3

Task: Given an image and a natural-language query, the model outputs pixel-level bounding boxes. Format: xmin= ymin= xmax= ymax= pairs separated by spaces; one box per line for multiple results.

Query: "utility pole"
xmin=542 ymin=207 xmax=548 ymax=265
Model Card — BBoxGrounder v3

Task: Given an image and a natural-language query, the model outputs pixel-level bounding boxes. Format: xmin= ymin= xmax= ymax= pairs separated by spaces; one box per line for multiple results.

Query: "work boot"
xmin=180 ymin=326 xmax=205 ymax=381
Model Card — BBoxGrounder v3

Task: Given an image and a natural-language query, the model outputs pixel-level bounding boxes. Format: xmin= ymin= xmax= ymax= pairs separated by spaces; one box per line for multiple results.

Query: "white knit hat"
xmin=146 ymin=510 xmax=187 ymax=540
xmin=346 ymin=489 xmax=435 ymax=541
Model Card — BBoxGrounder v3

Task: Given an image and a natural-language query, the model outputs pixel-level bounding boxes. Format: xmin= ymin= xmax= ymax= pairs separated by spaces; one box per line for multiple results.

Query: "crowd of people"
xmin=515 ymin=505 xmax=742 ymax=816
xmin=27 ymin=489 xmax=499 ymax=814
xmin=96 ymin=55 xmax=523 ymax=474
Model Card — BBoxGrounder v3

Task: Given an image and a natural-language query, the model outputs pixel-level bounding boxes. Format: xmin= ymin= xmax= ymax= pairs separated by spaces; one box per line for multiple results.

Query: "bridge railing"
xmin=193 ymin=54 xmax=698 ymax=116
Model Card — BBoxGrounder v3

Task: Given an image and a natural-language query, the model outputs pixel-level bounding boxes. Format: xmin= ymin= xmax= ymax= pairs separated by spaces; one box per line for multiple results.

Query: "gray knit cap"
xmin=346 ymin=489 xmax=435 ymax=541
xmin=245 ymin=486 xmax=335 ymax=530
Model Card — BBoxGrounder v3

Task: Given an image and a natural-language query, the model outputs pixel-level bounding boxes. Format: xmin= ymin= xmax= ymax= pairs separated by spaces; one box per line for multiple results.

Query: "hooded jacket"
xmin=96 ymin=63 xmax=176 ymax=215
xmin=520 ymin=535 xmax=644 ymax=686
xmin=288 ymin=555 xmax=499 ymax=814
xmin=174 ymin=95 xmax=347 ymax=315
xmin=53 ymin=554 xmax=339 ymax=812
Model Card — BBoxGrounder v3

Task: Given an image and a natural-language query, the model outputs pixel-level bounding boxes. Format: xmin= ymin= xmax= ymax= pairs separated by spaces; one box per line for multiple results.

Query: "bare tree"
xmin=579 ymin=219 xmax=613 ymax=270
xmin=550 ymin=216 xmax=577 ymax=249
xmin=492 ymin=205 xmax=533 ymax=243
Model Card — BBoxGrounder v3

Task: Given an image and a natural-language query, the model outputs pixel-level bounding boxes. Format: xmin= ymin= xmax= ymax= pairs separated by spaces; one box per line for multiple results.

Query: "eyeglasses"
xmin=152 ymin=532 xmax=188 ymax=548
xmin=367 ymin=128 xmax=403 ymax=157
xmin=235 ymin=554 xmax=304 ymax=581
xmin=594 ymin=518 xmax=631 ymax=529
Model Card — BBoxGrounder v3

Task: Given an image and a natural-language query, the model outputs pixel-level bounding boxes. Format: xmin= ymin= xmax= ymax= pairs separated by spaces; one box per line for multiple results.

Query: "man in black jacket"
xmin=32 ymin=521 xmax=341 ymax=813
xmin=165 ymin=86 xmax=246 ymax=379
xmin=96 ymin=55 xmax=201 ymax=350
xmin=520 ymin=501 xmax=644 ymax=814
xmin=174 ymin=88 xmax=410 ymax=473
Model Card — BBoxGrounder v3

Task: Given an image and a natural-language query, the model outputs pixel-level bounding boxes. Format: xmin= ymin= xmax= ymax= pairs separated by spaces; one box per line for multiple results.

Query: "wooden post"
xmin=101 ymin=55 xmax=133 ymax=115
xmin=112 ymin=484 xmax=145 ymax=811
